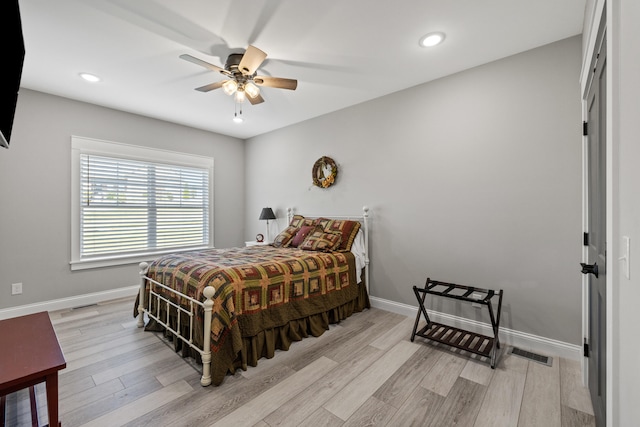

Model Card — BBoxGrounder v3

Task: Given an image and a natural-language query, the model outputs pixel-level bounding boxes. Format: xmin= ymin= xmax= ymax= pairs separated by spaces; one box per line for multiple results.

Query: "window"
xmin=71 ymin=137 xmax=213 ymax=270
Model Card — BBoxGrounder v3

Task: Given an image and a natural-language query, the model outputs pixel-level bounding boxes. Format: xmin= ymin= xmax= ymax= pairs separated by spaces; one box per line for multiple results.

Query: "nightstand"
xmin=245 ymin=241 xmax=269 ymax=247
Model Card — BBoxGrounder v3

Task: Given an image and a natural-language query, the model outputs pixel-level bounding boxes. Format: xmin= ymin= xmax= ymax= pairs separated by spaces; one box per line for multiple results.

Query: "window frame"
xmin=70 ymin=136 xmax=214 ymax=271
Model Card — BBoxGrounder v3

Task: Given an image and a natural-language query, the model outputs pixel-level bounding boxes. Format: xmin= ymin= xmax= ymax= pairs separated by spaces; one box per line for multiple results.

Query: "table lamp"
xmin=259 ymin=207 xmax=276 ymax=242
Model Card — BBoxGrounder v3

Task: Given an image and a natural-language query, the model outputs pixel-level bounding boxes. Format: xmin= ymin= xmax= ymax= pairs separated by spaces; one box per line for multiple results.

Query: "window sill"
xmin=70 ymin=246 xmax=211 ymax=271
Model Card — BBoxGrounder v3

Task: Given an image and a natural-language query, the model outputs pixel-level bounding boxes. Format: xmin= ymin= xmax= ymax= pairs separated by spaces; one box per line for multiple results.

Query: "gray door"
xmin=584 ymin=25 xmax=606 ymax=427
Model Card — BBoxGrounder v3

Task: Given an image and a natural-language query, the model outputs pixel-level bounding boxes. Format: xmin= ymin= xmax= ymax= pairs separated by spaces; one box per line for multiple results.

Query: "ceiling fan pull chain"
xmin=233 ymin=102 xmax=244 ymax=123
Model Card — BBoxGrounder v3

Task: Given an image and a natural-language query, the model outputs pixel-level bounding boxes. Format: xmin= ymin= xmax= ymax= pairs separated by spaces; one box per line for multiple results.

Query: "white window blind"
xmin=71 ymin=137 xmax=213 ymax=270
xmin=80 ymin=154 xmax=210 ymax=257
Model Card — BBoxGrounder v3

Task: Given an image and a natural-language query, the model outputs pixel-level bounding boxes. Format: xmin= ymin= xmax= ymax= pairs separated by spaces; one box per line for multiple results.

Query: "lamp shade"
xmin=259 ymin=207 xmax=276 ymax=220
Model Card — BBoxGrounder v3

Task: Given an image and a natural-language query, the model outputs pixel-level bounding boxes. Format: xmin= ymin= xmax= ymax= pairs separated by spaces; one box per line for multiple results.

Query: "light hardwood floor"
xmin=3 ymin=297 xmax=596 ymax=427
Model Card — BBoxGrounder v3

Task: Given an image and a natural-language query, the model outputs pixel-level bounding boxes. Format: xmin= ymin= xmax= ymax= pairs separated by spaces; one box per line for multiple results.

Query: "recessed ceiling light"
xmin=419 ymin=32 xmax=446 ymax=48
xmin=79 ymin=72 xmax=101 ymax=83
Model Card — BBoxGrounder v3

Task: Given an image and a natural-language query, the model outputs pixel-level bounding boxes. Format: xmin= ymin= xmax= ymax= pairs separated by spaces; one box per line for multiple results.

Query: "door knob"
xmin=580 ymin=262 xmax=599 ymax=278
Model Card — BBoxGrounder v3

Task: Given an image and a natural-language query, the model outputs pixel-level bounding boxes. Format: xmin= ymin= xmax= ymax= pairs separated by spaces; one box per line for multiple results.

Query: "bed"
xmin=135 ymin=207 xmax=370 ymax=386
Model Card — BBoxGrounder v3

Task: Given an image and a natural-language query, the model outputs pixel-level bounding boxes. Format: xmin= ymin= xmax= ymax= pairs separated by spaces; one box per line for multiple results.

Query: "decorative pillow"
xmin=272 ymin=225 xmax=298 ymax=248
xmin=289 ymin=214 xmax=305 ymax=228
xmin=290 ymin=225 xmax=315 ymax=248
xmin=289 ymin=214 xmax=315 ymax=228
xmin=322 ymin=219 xmax=361 ymax=252
xmin=313 ymin=217 xmax=332 ymax=230
xmin=299 ymin=229 xmax=342 ymax=252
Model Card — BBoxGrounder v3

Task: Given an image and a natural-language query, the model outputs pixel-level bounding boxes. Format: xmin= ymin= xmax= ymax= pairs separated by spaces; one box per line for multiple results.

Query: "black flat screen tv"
xmin=1 ymin=0 xmax=25 ymax=149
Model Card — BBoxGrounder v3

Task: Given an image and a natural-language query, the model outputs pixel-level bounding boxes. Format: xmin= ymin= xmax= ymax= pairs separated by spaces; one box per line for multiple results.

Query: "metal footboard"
xmin=136 ymin=261 xmax=216 ymax=386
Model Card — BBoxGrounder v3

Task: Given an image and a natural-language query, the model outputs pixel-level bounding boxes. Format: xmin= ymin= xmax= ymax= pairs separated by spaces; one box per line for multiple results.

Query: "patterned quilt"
xmin=143 ymin=245 xmax=358 ymax=355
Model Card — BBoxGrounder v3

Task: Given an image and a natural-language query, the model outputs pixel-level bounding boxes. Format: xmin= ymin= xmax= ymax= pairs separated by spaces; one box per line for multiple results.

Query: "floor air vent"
xmin=508 ymin=346 xmax=553 ymax=367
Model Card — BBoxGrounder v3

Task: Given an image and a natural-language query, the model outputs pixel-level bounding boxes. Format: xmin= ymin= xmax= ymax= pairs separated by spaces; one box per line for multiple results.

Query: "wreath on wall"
xmin=312 ymin=156 xmax=338 ymax=188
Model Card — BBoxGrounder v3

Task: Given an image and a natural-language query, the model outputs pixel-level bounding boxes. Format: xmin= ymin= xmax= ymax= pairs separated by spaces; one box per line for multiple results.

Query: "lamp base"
xmin=265 ymin=220 xmax=270 ymax=243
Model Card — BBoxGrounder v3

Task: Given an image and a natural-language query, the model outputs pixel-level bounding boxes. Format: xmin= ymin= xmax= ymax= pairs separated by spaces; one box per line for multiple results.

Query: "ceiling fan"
xmin=180 ymin=45 xmax=298 ymax=105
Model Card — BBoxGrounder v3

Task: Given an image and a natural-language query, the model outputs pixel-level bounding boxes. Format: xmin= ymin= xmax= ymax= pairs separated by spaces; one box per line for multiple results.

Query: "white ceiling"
xmin=18 ymin=0 xmax=587 ymax=140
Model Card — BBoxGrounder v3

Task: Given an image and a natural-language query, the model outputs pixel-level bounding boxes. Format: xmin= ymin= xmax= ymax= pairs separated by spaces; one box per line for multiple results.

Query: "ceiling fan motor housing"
xmin=225 ymin=53 xmax=247 ymax=73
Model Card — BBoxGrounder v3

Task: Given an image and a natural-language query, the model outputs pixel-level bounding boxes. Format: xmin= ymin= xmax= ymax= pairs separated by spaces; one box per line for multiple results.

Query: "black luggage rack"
xmin=411 ymin=278 xmax=504 ymax=368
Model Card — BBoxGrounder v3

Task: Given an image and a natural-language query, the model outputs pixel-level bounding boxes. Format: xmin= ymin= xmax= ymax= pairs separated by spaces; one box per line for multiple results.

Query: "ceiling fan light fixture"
xmin=235 ymin=89 xmax=246 ymax=104
xmin=222 ymin=79 xmax=238 ymax=95
xmin=419 ymin=32 xmax=446 ymax=47
xmin=245 ymin=82 xmax=260 ymax=99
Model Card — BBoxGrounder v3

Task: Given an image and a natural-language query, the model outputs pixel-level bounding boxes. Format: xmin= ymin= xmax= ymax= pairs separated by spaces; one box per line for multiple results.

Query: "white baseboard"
xmin=0 ymin=289 xmax=582 ymax=362
xmin=0 ymin=285 xmax=139 ymax=320
xmin=369 ymin=296 xmax=582 ymax=361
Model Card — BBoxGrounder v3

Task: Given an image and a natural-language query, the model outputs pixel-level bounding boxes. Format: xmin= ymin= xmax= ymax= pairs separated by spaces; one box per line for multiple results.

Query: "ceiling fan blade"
xmin=179 ymin=54 xmax=229 ymax=76
xmin=254 ymin=76 xmax=298 ymax=90
xmin=238 ymin=45 xmax=267 ymax=75
xmin=195 ymin=81 xmax=225 ymax=92
xmin=247 ymin=93 xmax=265 ymax=105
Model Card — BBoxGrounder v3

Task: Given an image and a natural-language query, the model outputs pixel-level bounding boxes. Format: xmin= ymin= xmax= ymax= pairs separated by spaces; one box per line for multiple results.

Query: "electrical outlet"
xmin=11 ymin=282 xmax=23 ymax=295
xmin=471 ymin=292 xmax=482 ymax=308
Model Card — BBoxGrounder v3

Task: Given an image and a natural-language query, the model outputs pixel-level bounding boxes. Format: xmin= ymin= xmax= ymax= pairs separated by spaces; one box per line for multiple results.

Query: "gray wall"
xmin=245 ymin=36 xmax=583 ymax=345
xmin=0 ymin=37 xmax=584 ymax=347
xmin=0 ymin=89 xmax=245 ymax=309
